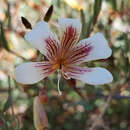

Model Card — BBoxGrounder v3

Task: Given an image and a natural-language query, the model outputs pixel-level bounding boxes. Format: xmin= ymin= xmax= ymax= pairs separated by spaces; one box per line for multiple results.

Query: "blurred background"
xmin=0 ymin=0 xmax=130 ymax=130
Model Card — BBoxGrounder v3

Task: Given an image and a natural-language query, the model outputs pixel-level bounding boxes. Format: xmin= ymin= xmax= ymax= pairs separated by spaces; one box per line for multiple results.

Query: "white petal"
xmin=67 ymin=66 xmax=113 ymax=85
xmin=58 ymin=18 xmax=82 ymax=49
xmin=58 ymin=18 xmax=81 ymax=35
xmin=77 ymin=33 xmax=112 ymax=62
xmin=14 ymin=62 xmax=54 ymax=84
xmin=24 ymin=21 xmax=59 ymax=56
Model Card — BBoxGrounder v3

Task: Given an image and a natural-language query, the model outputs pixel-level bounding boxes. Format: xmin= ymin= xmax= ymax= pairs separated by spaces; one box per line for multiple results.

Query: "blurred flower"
xmin=112 ymin=17 xmax=130 ymax=33
xmin=14 ymin=18 xmax=113 ymax=94
xmin=64 ymin=0 xmax=83 ymax=10
xmin=33 ymin=96 xmax=48 ymax=130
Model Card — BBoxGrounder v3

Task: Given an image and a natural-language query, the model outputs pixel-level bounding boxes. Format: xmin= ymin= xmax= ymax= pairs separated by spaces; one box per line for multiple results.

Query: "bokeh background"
xmin=0 ymin=0 xmax=130 ymax=130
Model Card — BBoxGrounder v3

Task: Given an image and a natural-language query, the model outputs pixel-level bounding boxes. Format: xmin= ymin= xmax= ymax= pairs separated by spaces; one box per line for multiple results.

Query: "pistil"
xmin=57 ymin=70 xmax=62 ymax=95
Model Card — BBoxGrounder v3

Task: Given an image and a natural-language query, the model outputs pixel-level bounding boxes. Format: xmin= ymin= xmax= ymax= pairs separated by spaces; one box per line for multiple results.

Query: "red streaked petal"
xmin=61 ymin=25 xmax=77 ymax=49
xmin=58 ymin=18 xmax=81 ymax=52
xmin=76 ymin=33 xmax=112 ymax=62
xmin=34 ymin=61 xmax=56 ymax=76
xmin=65 ymin=42 xmax=92 ymax=65
xmin=64 ymin=66 xmax=91 ymax=75
xmin=14 ymin=61 xmax=55 ymax=84
xmin=44 ymin=36 xmax=60 ymax=61
xmin=65 ymin=66 xmax=113 ymax=85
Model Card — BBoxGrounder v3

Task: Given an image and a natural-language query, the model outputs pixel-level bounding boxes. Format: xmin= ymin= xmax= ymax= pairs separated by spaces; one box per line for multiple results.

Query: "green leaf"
xmin=3 ymin=77 xmax=12 ymax=112
xmin=80 ymin=9 xmax=87 ymax=39
xmin=7 ymin=3 xmax=12 ymax=30
xmin=86 ymin=16 xmax=93 ymax=37
xmin=111 ymin=0 xmax=117 ymax=10
xmin=93 ymin=0 xmax=102 ymax=16
xmin=0 ymin=22 xmax=10 ymax=51
xmin=86 ymin=0 xmax=103 ymax=37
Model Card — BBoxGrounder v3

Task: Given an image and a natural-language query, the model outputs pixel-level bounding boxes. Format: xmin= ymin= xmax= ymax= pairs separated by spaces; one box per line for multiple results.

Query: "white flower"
xmin=14 ymin=18 xmax=113 ymax=93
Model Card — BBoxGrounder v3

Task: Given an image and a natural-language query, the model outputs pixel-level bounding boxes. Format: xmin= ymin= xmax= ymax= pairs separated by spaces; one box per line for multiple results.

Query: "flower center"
xmin=53 ymin=57 xmax=66 ymax=70
xmin=52 ymin=55 xmax=70 ymax=95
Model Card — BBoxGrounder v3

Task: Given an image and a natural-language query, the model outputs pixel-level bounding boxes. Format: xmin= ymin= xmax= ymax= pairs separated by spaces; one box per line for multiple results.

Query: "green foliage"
xmin=3 ymin=77 xmax=12 ymax=112
xmin=0 ymin=22 xmax=10 ymax=51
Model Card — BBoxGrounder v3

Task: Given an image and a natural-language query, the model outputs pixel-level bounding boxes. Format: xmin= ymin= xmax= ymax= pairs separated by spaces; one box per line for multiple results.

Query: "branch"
xmin=95 ymin=92 xmax=130 ymax=100
xmin=89 ymin=93 xmax=112 ymax=130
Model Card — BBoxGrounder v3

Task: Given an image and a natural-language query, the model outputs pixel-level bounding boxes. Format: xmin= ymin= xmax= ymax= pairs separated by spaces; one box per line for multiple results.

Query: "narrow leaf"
xmin=86 ymin=16 xmax=93 ymax=37
xmin=80 ymin=9 xmax=87 ymax=39
xmin=3 ymin=77 xmax=12 ymax=112
xmin=93 ymin=0 xmax=102 ymax=16
xmin=6 ymin=3 xmax=12 ymax=30
xmin=111 ymin=0 xmax=117 ymax=11
xmin=0 ymin=22 xmax=10 ymax=51
xmin=86 ymin=0 xmax=103 ymax=37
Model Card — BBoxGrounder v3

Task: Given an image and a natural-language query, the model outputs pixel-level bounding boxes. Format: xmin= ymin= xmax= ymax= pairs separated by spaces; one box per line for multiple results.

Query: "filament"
xmin=63 ymin=72 xmax=71 ymax=80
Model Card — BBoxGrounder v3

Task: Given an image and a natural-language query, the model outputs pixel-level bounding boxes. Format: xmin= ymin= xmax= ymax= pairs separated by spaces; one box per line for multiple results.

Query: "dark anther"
xmin=44 ymin=5 xmax=53 ymax=22
xmin=21 ymin=17 xmax=32 ymax=29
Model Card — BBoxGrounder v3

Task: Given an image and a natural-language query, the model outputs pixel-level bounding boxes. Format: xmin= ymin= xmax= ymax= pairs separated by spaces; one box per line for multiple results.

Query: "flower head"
xmin=14 ymin=18 xmax=113 ymax=94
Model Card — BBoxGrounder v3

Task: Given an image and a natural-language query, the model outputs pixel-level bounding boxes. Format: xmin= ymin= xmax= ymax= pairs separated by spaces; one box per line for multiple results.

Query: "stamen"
xmin=57 ymin=70 xmax=62 ymax=95
xmin=64 ymin=72 xmax=71 ymax=80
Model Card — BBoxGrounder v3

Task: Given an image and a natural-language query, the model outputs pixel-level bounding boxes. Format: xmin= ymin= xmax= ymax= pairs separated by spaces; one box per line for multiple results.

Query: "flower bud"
xmin=33 ymin=96 xmax=48 ymax=130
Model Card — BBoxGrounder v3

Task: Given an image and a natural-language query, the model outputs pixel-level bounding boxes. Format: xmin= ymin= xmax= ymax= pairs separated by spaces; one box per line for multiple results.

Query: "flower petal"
xmin=75 ymin=33 xmax=112 ymax=63
xmin=58 ymin=18 xmax=81 ymax=51
xmin=66 ymin=66 xmax=113 ymax=85
xmin=64 ymin=42 xmax=92 ymax=65
xmin=14 ymin=62 xmax=55 ymax=84
xmin=44 ymin=36 xmax=60 ymax=61
xmin=24 ymin=21 xmax=59 ymax=57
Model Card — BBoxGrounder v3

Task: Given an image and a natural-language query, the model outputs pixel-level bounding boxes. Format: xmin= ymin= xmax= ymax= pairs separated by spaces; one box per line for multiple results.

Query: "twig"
xmin=95 ymin=92 xmax=130 ymax=100
xmin=89 ymin=93 xmax=112 ymax=130
xmin=89 ymin=84 xmax=116 ymax=130
xmin=8 ymin=77 xmax=20 ymax=130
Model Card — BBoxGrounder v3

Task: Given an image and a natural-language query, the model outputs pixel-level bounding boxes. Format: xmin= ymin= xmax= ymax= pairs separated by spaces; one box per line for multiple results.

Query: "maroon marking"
xmin=33 ymin=62 xmax=55 ymax=75
xmin=65 ymin=43 xmax=93 ymax=64
xmin=66 ymin=67 xmax=92 ymax=79
xmin=66 ymin=66 xmax=92 ymax=75
xmin=33 ymin=62 xmax=55 ymax=77
xmin=61 ymin=25 xmax=78 ymax=51
xmin=45 ymin=38 xmax=55 ymax=55
xmin=45 ymin=36 xmax=59 ymax=60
